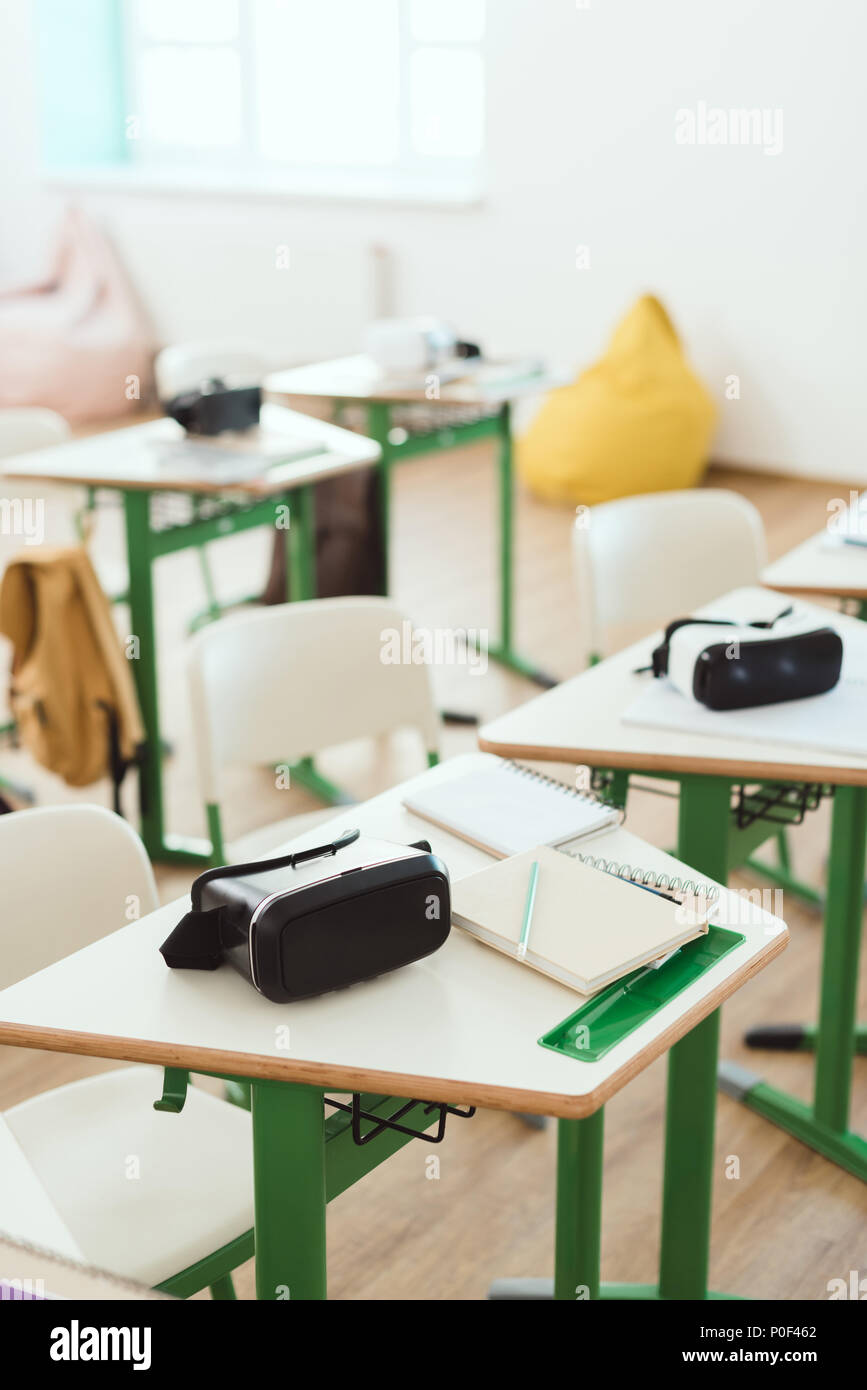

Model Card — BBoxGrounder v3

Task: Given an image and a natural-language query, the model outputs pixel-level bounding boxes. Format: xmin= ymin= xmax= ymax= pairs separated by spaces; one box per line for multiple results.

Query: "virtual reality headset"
xmin=160 ymin=829 xmax=451 ymax=1003
xmin=163 ymin=378 xmax=261 ymax=436
xmin=648 ymin=607 xmax=843 ymax=711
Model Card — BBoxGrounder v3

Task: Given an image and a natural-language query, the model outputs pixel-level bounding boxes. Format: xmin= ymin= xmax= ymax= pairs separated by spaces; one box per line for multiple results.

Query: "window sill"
xmin=42 ymin=163 xmax=485 ymax=209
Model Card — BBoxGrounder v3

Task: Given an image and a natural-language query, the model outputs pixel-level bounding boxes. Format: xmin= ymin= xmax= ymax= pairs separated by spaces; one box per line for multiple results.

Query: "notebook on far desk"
xmin=402 ymin=761 xmax=620 ymax=859
xmin=150 ymin=432 xmax=326 ymax=483
xmin=622 ymin=674 xmax=867 ymax=758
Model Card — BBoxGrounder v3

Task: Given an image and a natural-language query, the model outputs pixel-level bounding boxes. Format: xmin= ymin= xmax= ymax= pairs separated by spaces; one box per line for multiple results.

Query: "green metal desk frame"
xmin=151 ymin=1012 xmax=726 ymax=1302
xmin=123 ymin=485 xmax=317 ymax=866
xmin=641 ymin=771 xmax=866 ymax=1183
xmin=148 ymin=779 xmax=749 ymax=1302
xmin=152 ymin=1081 xmax=470 ymax=1300
xmin=343 ymin=399 xmax=556 ymax=689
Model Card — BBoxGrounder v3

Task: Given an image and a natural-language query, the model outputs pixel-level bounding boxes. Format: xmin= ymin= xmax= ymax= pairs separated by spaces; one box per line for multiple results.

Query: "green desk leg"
xmin=659 ymin=774 xmax=730 ymax=1299
xmin=251 ymin=1081 xmax=327 ymax=1301
xmin=489 ymin=1108 xmax=604 ymax=1301
xmin=554 ymin=1109 xmax=604 ymax=1300
xmin=485 ymin=402 xmax=557 ymax=688
xmin=814 ymin=785 xmax=866 ymax=1131
xmin=491 ymin=780 xmax=735 ymax=1305
xmin=722 ymin=789 xmax=867 ymax=1178
xmin=124 ymin=490 xmax=164 ymax=860
xmin=123 ymin=491 xmax=211 ymax=866
xmin=725 ymin=785 xmax=867 ymax=1181
xmin=286 ymin=484 xmax=316 ymax=602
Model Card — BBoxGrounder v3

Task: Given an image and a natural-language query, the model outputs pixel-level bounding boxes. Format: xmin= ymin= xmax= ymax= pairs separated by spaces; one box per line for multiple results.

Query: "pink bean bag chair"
xmin=0 ymin=206 xmax=155 ymax=422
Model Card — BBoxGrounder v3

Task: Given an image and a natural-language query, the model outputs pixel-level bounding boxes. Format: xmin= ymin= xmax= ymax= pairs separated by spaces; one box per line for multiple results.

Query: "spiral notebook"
xmin=402 ymin=762 xmax=620 ymax=859
xmin=451 ymin=846 xmax=708 ymax=996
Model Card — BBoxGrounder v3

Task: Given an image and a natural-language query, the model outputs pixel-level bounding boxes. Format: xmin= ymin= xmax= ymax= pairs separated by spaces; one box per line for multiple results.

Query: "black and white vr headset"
xmin=646 ymin=606 xmax=843 ymax=711
xmin=160 ymin=829 xmax=450 ymax=1003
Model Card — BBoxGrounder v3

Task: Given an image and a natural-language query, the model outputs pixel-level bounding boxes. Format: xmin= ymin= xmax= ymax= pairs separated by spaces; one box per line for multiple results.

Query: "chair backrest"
xmin=0 ymin=805 xmax=158 ymax=989
xmin=154 ymin=340 xmax=266 ymax=401
xmin=0 ymin=409 xmax=70 ymax=459
xmin=187 ymin=597 xmax=440 ymax=805
xmin=573 ymin=488 xmax=767 ymax=663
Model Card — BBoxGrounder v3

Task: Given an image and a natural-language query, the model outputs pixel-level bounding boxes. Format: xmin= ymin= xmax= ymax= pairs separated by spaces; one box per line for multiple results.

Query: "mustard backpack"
xmin=517 ymin=295 xmax=716 ymax=506
xmin=0 ymin=546 xmax=143 ymax=807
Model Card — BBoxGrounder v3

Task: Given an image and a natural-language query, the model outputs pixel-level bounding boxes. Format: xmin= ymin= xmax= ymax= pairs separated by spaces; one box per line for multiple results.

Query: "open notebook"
xmin=402 ymin=761 xmax=620 ymax=858
xmin=451 ymin=846 xmax=708 ymax=997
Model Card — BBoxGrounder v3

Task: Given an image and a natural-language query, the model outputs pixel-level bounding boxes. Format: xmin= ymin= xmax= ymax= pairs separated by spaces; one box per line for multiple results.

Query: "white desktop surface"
xmin=1 ymin=404 xmax=380 ymax=496
xmin=266 ymin=354 xmax=560 ymax=406
xmin=480 ymin=588 xmax=867 ymax=786
xmin=763 ymin=530 xmax=867 ymax=601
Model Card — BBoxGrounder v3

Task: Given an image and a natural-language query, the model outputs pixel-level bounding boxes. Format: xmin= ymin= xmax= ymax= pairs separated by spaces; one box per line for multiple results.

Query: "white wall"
xmin=1 ymin=0 xmax=865 ymax=479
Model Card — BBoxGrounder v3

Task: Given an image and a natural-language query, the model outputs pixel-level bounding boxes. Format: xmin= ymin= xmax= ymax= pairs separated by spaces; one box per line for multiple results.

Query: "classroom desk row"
xmin=1 ymin=475 xmax=864 ymax=1297
xmin=2 ymin=358 xmax=557 ymax=866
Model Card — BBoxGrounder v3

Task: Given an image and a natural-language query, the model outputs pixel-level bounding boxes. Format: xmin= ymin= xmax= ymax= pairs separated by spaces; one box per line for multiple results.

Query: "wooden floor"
xmin=1 ymin=444 xmax=865 ymax=1300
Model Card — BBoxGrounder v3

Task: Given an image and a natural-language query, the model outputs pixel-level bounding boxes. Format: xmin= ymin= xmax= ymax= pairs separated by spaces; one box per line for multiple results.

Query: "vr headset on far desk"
xmin=163 ymin=377 xmax=262 ymax=437
xmin=645 ymin=606 xmax=844 ymax=711
xmin=160 ymin=829 xmax=451 ymax=1003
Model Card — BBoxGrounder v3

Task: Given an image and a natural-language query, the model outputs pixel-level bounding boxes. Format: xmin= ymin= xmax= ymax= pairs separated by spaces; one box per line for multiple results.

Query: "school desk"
xmin=480 ymin=586 xmax=867 ymax=1182
xmin=0 ymin=754 xmax=785 ymax=1301
xmin=2 ymin=405 xmax=379 ymax=865
xmin=762 ymin=525 xmax=867 ymax=619
xmin=265 ymin=354 xmax=562 ymax=687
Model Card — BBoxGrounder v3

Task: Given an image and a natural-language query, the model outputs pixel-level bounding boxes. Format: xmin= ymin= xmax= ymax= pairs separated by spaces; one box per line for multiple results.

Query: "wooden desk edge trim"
xmin=0 ymin=932 xmax=786 ymax=1120
xmin=478 ymin=734 xmax=867 ymax=787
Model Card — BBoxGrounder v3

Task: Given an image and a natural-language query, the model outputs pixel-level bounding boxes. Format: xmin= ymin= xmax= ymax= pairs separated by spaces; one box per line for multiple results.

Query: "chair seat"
xmin=3 ymin=1066 xmax=253 ymax=1289
xmin=228 ymin=806 xmax=342 ymax=861
xmin=0 ymin=1116 xmax=84 ymax=1262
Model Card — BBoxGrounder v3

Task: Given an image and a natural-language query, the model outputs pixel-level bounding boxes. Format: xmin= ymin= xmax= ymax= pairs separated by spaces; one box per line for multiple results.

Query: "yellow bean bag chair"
xmin=517 ymin=295 xmax=716 ymax=506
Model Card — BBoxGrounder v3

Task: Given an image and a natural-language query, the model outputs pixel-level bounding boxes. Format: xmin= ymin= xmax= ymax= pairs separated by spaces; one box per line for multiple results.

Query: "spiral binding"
xmin=562 ymin=846 xmax=720 ymax=902
xmin=506 ymin=761 xmax=718 ymax=901
xmin=506 ymin=760 xmax=625 ymax=823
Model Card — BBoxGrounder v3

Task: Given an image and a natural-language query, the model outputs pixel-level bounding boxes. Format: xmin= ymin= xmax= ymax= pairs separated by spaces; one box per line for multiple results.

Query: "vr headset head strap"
xmin=646 ymin=605 xmax=795 ymax=677
xmin=160 ymin=827 xmax=361 ymax=972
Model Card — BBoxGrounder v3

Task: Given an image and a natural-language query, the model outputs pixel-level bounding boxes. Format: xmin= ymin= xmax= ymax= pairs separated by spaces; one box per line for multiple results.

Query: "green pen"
xmin=517 ymin=860 xmax=540 ymax=958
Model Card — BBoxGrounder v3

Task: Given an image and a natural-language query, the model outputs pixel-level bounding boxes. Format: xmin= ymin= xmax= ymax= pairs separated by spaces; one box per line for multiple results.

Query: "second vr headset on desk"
xmin=160 ymin=829 xmax=451 ymax=1003
xmin=647 ymin=608 xmax=844 ymax=711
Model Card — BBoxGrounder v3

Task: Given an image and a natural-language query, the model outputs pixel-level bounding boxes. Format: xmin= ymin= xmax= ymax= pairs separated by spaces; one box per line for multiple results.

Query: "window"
xmin=118 ymin=0 xmax=486 ymax=200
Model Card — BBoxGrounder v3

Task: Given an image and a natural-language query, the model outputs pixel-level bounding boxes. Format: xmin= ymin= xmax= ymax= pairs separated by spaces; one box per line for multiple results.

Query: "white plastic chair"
xmin=573 ymin=488 xmax=767 ymax=666
xmin=0 ymin=408 xmax=71 ymax=456
xmin=0 ymin=805 xmax=253 ymax=1296
xmin=571 ymin=487 xmax=798 ymax=887
xmin=154 ymin=341 xmax=265 ymax=401
xmin=188 ymin=597 xmax=441 ymax=861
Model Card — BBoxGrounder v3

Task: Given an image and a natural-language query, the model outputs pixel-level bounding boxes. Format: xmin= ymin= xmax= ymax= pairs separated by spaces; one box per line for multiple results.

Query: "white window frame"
xmin=112 ymin=0 xmax=486 ymax=205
